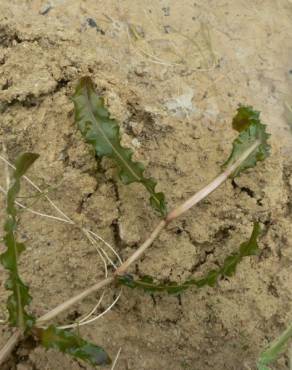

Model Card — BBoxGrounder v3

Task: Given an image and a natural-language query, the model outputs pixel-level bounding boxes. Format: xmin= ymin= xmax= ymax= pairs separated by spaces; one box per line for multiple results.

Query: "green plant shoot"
xmin=0 ymin=153 xmax=111 ymax=367
xmin=72 ymin=76 xmax=167 ymax=216
xmin=257 ymin=322 xmax=292 ymax=370
xmin=223 ymin=105 xmax=270 ymax=178
xmin=39 ymin=325 xmax=111 ymax=366
xmin=118 ymin=223 xmax=261 ymax=294
xmin=0 ymin=153 xmax=39 ymax=330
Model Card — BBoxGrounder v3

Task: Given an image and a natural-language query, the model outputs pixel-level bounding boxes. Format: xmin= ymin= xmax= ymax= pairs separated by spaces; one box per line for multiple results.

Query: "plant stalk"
xmin=36 ymin=277 xmax=114 ymax=325
xmin=116 ymin=140 xmax=260 ymax=274
xmin=34 ymin=140 xmax=260 ymax=324
xmin=0 ymin=330 xmax=22 ymax=367
xmin=115 ymin=219 xmax=166 ymax=275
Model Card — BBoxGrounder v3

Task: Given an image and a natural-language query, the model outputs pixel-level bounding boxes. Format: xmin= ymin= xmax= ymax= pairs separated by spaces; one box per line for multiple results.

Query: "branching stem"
xmin=34 ymin=140 xmax=260 ymax=323
xmin=116 ymin=140 xmax=260 ymax=274
xmin=0 ymin=140 xmax=260 ymax=365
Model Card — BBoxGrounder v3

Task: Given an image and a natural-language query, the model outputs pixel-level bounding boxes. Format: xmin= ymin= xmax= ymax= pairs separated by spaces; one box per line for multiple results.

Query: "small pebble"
xmin=39 ymin=3 xmax=52 ymax=15
xmin=129 ymin=121 xmax=143 ymax=135
xmin=87 ymin=17 xmax=98 ymax=28
xmin=164 ymin=25 xmax=172 ymax=34
xmin=86 ymin=18 xmax=105 ymax=35
xmin=134 ymin=66 xmax=147 ymax=77
xmin=162 ymin=6 xmax=170 ymax=16
xmin=131 ymin=138 xmax=141 ymax=148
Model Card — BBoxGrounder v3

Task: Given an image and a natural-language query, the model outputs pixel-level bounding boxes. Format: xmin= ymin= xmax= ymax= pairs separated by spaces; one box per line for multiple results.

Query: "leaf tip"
xmin=223 ymin=105 xmax=271 ymax=178
xmin=232 ymin=105 xmax=260 ymax=132
xmin=73 ymin=76 xmax=167 ymax=216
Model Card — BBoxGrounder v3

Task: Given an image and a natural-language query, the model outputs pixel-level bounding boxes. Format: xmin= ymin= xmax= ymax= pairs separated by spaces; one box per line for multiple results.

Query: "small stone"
xmin=134 ymin=66 xmax=147 ymax=77
xmin=162 ymin=6 xmax=170 ymax=16
xmin=131 ymin=138 xmax=141 ymax=148
xmin=87 ymin=17 xmax=98 ymax=28
xmin=86 ymin=18 xmax=105 ymax=34
xmin=39 ymin=3 xmax=52 ymax=15
xmin=129 ymin=121 xmax=143 ymax=136
xmin=164 ymin=25 xmax=172 ymax=34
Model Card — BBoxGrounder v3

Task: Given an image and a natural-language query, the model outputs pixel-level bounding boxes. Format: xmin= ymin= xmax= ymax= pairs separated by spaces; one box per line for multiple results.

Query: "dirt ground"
xmin=0 ymin=1 xmax=292 ymax=369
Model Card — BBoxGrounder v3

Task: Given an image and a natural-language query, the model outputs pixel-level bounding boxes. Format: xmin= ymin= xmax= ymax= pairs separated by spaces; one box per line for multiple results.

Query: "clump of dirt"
xmin=0 ymin=1 xmax=292 ymax=369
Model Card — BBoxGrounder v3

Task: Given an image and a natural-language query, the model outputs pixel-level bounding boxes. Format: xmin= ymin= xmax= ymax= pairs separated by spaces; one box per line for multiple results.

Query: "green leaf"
xmin=39 ymin=325 xmax=111 ymax=366
xmin=223 ymin=106 xmax=271 ymax=178
xmin=72 ymin=76 xmax=167 ymax=216
xmin=118 ymin=223 xmax=261 ymax=295
xmin=257 ymin=322 xmax=292 ymax=370
xmin=0 ymin=153 xmax=39 ymax=330
xmin=218 ymin=223 xmax=260 ymax=277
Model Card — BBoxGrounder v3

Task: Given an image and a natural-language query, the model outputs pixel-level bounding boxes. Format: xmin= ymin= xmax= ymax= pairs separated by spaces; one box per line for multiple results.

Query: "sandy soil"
xmin=0 ymin=1 xmax=292 ymax=369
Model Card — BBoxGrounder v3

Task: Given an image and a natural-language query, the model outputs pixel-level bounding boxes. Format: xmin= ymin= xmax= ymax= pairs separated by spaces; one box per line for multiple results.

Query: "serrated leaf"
xmin=72 ymin=77 xmax=167 ymax=216
xmin=118 ymin=223 xmax=261 ymax=295
xmin=39 ymin=325 xmax=111 ymax=366
xmin=195 ymin=270 xmax=218 ymax=288
xmin=0 ymin=153 xmax=39 ymax=330
xmin=220 ymin=222 xmax=260 ymax=278
xmin=223 ymin=106 xmax=271 ymax=178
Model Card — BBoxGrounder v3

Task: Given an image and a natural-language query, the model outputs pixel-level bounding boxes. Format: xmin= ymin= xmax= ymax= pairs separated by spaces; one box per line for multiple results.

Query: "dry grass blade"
xmin=0 ymin=331 xmax=22 ymax=367
xmin=0 ymin=155 xmax=122 ymax=329
xmin=111 ymin=347 xmax=122 ymax=370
